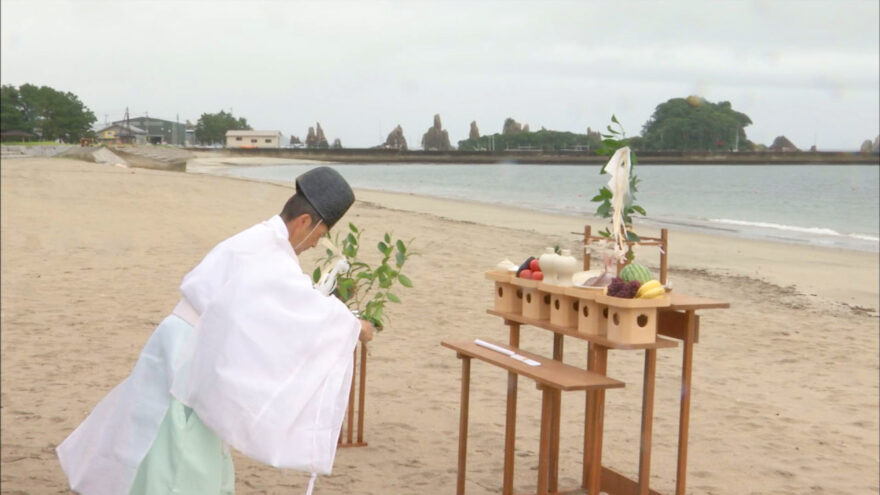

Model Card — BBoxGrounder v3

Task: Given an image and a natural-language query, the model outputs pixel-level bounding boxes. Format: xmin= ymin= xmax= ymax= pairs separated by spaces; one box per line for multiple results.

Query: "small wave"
xmin=709 ymin=218 xmax=879 ymax=241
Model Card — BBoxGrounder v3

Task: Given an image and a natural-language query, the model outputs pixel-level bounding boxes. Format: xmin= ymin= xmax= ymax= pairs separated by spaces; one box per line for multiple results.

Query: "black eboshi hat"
xmin=295 ymin=166 xmax=355 ymax=228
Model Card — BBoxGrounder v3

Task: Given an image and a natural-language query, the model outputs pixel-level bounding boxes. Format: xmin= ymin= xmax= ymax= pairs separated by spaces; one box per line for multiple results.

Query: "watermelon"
xmin=620 ymin=263 xmax=653 ymax=283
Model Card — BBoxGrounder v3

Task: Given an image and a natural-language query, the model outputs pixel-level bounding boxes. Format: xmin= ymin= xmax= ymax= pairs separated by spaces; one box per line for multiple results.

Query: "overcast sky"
xmin=2 ymin=0 xmax=877 ymax=150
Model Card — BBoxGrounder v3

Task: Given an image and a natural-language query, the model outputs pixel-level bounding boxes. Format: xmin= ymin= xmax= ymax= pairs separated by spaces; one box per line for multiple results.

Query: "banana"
xmin=639 ymin=286 xmax=666 ymax=299
xmin=636 ymin=279 xmax=662 ymax=298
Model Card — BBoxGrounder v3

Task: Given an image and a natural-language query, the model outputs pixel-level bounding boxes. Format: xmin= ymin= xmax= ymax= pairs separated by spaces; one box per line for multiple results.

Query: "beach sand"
xmin=1 ymin=157 xmax=877 ymax=494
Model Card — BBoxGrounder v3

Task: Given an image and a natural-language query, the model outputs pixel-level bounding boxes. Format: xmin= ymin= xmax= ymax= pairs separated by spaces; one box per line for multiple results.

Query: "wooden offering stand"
xmin=581 ymin=226 xmax=669 ymax=284
xmin=445 ymin=231 xmax=728 ymax=495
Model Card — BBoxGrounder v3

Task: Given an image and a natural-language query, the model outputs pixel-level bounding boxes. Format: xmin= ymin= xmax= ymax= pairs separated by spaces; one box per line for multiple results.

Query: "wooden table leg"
xmin=537 ymin=387 xmax=554 ymax=495
xmin=675 ymin=310 xmax=697 ymax=495
xmin=586 ymin=345 xmax=608 ymax=495
xmin=582 ymin=345 xmax=595 ymax=488
xmin=549 ymin=333 xmax=564 ymax=493
xmin=503 ymin=323 xmax=521 ymax=495
xmin=638 ymin=348 xmax=657 ymax=495
xmin=457 ymin=355 xmax=472 ymax=495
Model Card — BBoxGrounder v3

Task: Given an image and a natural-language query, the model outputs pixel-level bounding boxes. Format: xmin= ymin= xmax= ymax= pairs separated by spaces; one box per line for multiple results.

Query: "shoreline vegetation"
xmin=190 ymin=147 xmax=880 ymax=165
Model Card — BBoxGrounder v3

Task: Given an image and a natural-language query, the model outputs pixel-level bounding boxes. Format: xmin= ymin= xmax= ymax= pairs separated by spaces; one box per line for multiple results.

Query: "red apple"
xmin=519 ymin=269 xmax=532 ymax=279
xmin=531 ymin=271 xmax=544 ymax=281
xmin=529 ymin=259 xmax=540 ymax=271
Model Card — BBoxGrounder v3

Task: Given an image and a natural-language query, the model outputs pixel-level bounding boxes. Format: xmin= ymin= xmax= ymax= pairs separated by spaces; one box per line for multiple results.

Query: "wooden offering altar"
xmin=444 ymin=231 xmax=728 ymax=495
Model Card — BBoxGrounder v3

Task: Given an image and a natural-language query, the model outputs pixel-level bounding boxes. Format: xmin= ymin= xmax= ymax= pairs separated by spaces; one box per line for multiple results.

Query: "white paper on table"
xmin=474 ymin=339 xmax=541 ymax=366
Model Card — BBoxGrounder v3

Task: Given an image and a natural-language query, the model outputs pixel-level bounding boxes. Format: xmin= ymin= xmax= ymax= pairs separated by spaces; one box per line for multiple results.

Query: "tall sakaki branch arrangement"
xmin=590 ymin=115 xmax=648 ymax=262
xmin=313 ymin=222 xmax=415 ymax=330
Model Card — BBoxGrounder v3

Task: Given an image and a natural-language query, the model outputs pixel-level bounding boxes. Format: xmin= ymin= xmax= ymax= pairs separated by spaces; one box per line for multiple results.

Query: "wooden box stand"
xmin=486 ymin=270 xmax=522 ymax=314
xmin=595 ymin=293 xmax=671 ymax=345
xmin=541 ymin=283 xmax=579 ymax=328
xmin=565 ymin=286 xmax=606 ymax=337
xmin=513 ymin=278 xmax=551 ymax=320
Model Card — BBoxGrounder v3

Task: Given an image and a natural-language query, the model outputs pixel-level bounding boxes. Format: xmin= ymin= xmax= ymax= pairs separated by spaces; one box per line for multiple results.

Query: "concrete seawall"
xmin=189 ymin=147 xmax=880 ymax=165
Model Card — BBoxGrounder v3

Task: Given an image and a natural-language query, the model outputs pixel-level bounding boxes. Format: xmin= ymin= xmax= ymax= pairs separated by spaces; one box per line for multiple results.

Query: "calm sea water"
xmin=213 ymin=162 xmax=879 ymax=252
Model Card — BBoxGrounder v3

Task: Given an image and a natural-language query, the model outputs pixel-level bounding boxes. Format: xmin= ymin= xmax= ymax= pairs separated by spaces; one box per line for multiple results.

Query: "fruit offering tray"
xmin=485 ymin=269 xmax=671 ymax=346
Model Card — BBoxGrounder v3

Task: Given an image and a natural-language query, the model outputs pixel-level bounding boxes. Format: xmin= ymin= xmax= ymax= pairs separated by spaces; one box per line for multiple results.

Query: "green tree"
xmin=194 ymin=110 xmax=251 ymax=145
xmin=457 ymin=128 xmax=601 ymax=152
xmin=1 ymin=83 xmax=96 ymax=141
xmin=1 ymin=85 xmax=27 ymax=133
xmin=640 ymin=96 xmax=752 ymax=151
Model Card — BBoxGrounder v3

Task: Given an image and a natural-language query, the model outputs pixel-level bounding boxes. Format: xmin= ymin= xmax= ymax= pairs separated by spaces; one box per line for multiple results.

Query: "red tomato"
xmin=519 ymin=269 xmax=532 ymax=279
xmin=529 ymin=259 xmax=540 ymax=271
xmin=531 ymin=271 xmax=544 ymax=281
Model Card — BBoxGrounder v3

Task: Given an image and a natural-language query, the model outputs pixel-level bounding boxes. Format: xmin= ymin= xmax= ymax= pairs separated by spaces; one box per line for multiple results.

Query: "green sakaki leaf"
xmin=384 ymin=233 xmax=391 ymax=244
xmin=611 ymin=114 xmax=619 ymax=124
xmin=349 ymin=222 xmax=358 ymax=233
xmin=386 ymin=292 xmax=401 ymax=303
xmin=395 ymin=251 xmax=406 ymax=268
xmin=312 ymin=267 xmax=321 ymax=283
xmin=398 ymin=273 xmax=413 ymax=288
xmin=626 ymin=230 xmax=641 ymax=242
xmin=395 ymin=239 xmax=406 ymax=254
xmin=631 ymin=205 xmax=646 ymax=216
xmin=377 ymin=241 xmax=389 ymax=254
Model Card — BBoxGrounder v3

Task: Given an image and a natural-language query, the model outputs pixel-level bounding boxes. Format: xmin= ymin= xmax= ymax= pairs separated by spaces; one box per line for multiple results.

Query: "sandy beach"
xmin=1 ymin=156 xmax=878 ymax=494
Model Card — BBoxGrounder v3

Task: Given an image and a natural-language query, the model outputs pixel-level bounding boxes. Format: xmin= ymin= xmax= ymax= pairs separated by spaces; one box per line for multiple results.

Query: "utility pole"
xmin=176 ymin=113 xmax=180 ymax=146
xmin=124 ymin=107 xmax=131 ymax=144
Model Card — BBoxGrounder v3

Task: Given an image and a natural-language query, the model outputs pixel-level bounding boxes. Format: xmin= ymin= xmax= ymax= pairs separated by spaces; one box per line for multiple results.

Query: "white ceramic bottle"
xmin=538 ymin=247 xmax=559 ymax=284
xmin=556 ymin=249 xmax=578 ymax=286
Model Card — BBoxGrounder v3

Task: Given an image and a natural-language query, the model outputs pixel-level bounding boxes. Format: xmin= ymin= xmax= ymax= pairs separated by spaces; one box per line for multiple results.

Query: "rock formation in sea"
xmin=769 ymin=135 xmax=798 ymax=152
xmin=331 ymin=138 xmax=342 ymax=149
xmin=502 ymin=117 xmax=522 ymax=135
xmin=469 ymin=121 xmax=480 ymax=140
xmin=421 ymin=114 xmax=452 ymax=151
xmin=385 ymin=125 xmax=407 ymax=150
xmin=289 ymin=135 xmax=302 ymax=145
xmin=306 ymin=123 xmax=329 ymax=149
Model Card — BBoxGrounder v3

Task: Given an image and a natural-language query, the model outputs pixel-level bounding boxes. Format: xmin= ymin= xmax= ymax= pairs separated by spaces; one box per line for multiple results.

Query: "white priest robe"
xmin=57 ymin=215 xmax=361 ymax=494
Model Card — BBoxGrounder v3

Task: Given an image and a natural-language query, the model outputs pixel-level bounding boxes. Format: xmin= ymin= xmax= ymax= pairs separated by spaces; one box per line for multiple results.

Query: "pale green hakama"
xmin=130 ymin=398 xmax=234 ymax=494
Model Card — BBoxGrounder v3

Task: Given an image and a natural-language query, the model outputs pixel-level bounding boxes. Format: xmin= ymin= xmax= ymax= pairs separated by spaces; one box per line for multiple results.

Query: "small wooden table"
xmin=442 ymin=340 xmax=624 ymax=495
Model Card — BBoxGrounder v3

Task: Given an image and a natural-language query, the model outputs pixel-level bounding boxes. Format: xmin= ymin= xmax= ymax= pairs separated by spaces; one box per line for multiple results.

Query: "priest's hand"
xmin=359 ymin=319 xmax=375 ymax=343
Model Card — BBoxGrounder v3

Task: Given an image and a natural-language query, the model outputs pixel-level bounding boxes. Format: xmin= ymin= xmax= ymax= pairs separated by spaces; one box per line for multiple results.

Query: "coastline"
xmin=2 ymin=156 xmax=878 ymax=494
xmin=351 ymin=188 xmax=879 ymax=313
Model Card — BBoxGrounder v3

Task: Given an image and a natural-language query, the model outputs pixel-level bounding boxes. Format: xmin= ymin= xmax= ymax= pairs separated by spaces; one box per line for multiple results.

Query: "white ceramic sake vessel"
xmin=538 ymin=247 xmax=559 ymax=284
xmin=555 ymin=249 xmax=578 ymax=286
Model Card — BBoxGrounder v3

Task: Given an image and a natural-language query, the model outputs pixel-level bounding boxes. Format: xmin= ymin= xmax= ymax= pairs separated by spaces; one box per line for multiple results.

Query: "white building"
xmin=226 ymin=130 xmax=282 ymax=149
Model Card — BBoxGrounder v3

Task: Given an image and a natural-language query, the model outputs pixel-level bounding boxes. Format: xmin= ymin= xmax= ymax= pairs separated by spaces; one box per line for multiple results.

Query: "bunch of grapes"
xmin=606 ymin=277 xmax=641 ymax=298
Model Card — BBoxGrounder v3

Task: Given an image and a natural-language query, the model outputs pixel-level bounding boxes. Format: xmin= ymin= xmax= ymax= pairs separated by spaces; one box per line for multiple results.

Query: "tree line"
xmin=2 ymin=82 xmax=765 ymax=151
xmin=1 ymin=84 xmax=97 ymax=142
